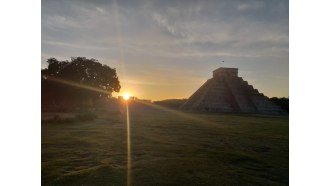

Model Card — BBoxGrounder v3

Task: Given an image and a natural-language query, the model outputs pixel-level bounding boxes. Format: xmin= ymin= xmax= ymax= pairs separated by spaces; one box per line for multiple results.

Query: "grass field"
xmin=42 ymin=103 xmax=288 ymax=186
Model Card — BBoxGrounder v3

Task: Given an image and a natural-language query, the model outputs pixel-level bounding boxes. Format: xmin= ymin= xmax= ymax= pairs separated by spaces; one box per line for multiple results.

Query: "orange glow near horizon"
xmin=123 ymin=93 xmax=131 ymax=100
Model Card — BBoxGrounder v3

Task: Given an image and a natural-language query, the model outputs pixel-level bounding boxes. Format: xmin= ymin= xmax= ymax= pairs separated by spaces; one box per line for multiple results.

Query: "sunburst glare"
xmin=123 ymin=93 xmax=130 ymax=100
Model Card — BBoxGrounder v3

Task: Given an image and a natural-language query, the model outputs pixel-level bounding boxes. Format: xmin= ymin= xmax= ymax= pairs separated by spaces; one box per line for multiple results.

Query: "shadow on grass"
xmin=42 ymin=112 xmax=97 ymax=124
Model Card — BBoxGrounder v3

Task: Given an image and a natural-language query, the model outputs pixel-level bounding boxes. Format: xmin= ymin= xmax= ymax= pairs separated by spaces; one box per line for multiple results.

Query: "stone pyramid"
xmin=180 ymin=67 xmax=285 ymax=115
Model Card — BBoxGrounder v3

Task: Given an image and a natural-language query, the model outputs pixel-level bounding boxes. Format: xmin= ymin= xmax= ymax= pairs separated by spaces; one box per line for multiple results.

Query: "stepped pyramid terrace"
xmin=180 ymin=67 xmax=285 ymax=115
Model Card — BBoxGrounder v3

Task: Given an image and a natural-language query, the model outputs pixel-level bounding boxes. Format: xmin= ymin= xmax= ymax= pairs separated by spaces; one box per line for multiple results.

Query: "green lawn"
xmin=42 ymin=104 xmax=288 ymax=186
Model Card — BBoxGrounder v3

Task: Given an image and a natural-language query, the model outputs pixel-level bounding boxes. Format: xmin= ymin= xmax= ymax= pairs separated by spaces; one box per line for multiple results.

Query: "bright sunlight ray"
xmin=126 ymin=101 xmax=131 ymax=186
xmin=44 ymin=76 xmax=224 ymax=186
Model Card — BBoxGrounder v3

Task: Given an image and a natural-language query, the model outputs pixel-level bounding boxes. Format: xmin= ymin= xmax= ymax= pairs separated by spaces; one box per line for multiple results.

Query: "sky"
xmin=42 ymin=0 xmax=288 ymax=101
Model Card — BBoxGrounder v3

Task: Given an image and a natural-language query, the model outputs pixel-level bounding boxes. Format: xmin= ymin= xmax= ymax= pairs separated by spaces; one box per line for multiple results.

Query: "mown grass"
xmin=42 ymin=104 xmax=288 ymax=186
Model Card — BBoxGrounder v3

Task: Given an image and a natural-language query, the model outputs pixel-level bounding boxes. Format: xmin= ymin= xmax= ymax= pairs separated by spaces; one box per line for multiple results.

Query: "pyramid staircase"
xmin=180 ymin=68 xmax=286 ymax=115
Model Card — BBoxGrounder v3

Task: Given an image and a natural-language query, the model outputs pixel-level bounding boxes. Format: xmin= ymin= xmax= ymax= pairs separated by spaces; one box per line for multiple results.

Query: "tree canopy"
xmin=42 ymin=57 xmax=120 ymax=109
xmin=269 ymin=97 xmax=289 ymax=112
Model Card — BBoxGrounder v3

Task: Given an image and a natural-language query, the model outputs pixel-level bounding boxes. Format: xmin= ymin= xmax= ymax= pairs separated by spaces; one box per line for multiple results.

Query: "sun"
xmin=123 ymin=93 xmax=130 ymax=100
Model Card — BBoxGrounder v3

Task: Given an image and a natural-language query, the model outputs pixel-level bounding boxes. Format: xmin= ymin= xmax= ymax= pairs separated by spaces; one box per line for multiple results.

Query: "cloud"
xmin=152 ymin=13 xmax=181 ymax=37
xmin=42 ymin=0 xmax=289 ymax=99
xmin=42 ymin=0 xmax=288 ymax=59
xmin=43 ymin=40 xmax=115 ymax=51
xmin=237 ymin=1 xmax=264 ymax=11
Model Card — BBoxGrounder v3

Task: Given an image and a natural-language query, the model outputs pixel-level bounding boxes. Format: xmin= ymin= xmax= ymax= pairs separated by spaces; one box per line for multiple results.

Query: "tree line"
xmin=42 ymin=57 xmax=121 ymax=111
xmin=269 ymin=97 xmax=289 ymax=112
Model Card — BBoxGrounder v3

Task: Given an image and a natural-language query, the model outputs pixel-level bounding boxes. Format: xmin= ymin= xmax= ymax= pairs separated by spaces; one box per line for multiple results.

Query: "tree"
xmin=269 ymin=97 xmax=289 ymax=112
xmin=42 ymin=57 xmax=121 ymax=110
xmin=153 ymin=99 xmax=188 ymax=110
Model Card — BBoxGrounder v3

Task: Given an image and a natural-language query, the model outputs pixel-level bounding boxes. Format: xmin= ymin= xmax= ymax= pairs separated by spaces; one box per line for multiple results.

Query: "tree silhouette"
xmin=42 ymin=57 xmax=120 ymax=110
xmin=269 ymin=97 xmax=289 ymax=112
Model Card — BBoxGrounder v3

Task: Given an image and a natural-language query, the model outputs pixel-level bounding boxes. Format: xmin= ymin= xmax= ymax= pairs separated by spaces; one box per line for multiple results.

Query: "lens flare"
xmin=43 ymin=75 xmax=222 ymax=186
xmin=123 ymin=93 xmax=130 ymax=100
xmin=134 ymin=99 xmax=223 ymax=128
xmin=126 ymin=102 xmax=131 ymax=186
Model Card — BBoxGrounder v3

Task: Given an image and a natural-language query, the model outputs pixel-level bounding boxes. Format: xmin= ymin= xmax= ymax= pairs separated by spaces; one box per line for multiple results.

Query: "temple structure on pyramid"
xmin=180 ymin=67 xmax=285 ymax=115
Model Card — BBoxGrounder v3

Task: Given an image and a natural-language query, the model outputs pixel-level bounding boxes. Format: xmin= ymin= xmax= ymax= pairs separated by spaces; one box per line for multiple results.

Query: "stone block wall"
xmin=180 ymin=68 xmax=286 ymax=115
